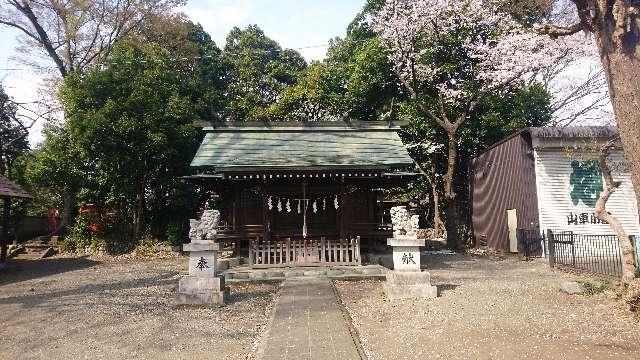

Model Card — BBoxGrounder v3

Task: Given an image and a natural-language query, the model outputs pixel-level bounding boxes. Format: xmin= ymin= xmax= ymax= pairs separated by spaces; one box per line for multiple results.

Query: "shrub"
xmin=61 ymin=213 xmax=103 ymax=252
xmin=166 ymin=222 xmax=184 ymax=247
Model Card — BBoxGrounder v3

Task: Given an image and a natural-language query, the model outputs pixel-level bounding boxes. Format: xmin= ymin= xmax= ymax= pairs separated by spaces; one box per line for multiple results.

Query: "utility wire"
xmin=0 ymin=37 xmax=380 ymax=72
xmin=0 ymin=41 xmax=354 ymax=72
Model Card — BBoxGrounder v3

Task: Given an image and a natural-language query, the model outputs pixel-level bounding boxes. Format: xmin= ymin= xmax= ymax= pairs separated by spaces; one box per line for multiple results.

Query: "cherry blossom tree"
xmin=373 ymin=0 xmax=582 ymax=249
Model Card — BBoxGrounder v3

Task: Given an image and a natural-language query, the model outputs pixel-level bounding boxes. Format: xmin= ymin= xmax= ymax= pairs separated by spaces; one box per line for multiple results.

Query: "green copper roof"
xmin=190 ymin=127 xmax=413 ymax=171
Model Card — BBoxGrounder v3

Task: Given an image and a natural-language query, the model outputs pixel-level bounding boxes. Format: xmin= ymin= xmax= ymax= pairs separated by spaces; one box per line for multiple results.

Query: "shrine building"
xmin=186 ymin=121 xmax=416 ymax=267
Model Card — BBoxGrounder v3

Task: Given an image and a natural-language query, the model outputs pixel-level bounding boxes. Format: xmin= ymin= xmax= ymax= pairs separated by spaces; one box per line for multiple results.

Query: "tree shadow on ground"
xmin=421 ymin=254 xmax=468 ymax=270
xmin=0 ymin=256 xmax=101 ymax=286
xmin=436 ymin=283 xmax=460 ymax=297
xmin=0 ymin=272 xmax=178 ymax=309
xmin=226 ymin=287 xmax=278 ymax=305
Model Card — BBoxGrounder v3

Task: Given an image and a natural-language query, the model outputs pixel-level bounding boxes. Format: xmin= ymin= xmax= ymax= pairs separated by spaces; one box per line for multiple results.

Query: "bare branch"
xmin=0 ymin=19 xmax=41 ymax=42
xmin=538 ymin=21 xmax=585 ymax=38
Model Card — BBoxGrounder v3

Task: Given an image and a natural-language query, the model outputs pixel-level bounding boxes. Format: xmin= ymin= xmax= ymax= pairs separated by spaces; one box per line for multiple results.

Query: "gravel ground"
xmin=0 ymin=255 xmax=278 ymax=360
xmin=335 ymin=254 xmax=640 ymax=360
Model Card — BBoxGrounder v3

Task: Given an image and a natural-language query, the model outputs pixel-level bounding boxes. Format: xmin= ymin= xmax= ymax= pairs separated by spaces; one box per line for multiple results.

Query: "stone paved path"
xmin=257 ymin=277 xmax=361 ymax=360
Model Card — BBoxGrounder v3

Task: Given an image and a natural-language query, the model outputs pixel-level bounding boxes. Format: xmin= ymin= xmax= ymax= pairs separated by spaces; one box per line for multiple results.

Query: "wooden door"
xmin=507 ymin=209 xmax=518 ymax=253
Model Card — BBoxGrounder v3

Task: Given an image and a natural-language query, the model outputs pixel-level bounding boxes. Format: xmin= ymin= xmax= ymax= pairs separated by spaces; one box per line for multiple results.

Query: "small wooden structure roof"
xmin=191 ymin=121 xmax=413 ymax=172
xmin=0 ymin=175 xmax=31 ymax=199
xmin=529 ymin=126 xmax=618 ymax=139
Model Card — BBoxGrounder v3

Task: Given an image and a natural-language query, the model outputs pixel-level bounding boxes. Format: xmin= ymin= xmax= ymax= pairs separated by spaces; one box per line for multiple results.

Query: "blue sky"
xmin=0 ymin=0 xmax=365 ymax=145
xmin=180 ymin=0 xmax=365 ymax=60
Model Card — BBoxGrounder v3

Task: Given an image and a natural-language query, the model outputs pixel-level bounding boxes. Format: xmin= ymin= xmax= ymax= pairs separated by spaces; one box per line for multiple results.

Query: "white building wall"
xmin=534 ymin=148 xmax=640 ymax=238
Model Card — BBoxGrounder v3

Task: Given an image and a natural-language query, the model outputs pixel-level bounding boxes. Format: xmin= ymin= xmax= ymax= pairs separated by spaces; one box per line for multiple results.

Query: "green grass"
xmin=577 ymin=279 xmax=611 ymax=296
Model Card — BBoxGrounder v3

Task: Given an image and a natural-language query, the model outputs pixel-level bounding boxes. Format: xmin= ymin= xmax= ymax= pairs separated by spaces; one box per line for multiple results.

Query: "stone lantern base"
xmin=384 ymin=271 xmax=437 ymax=300
xmin=176 ymin=275 xmax=229 ymax=306
xmin=385 ymin=236 xmax=437 ymax=300
xmin=176 ymin=240 xmax=228 ymax=306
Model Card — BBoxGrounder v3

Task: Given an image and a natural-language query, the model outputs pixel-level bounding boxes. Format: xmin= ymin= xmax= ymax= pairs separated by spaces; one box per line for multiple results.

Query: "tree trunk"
xmin=431 ymin=172 xmax=443 ymax=238
xmin=594 ymin=7 xmax=640 ymax=219
xmin=50 ymin=191 xmax=76 ymax=236
xmin=596 ymin=139 xmax=637 ymax=283
xmin=133 ymin=179 xmax=146 ymax=240
xmin=443 ymin=130 xmax=460 ymax=250
xmin=445 ymin=198 xmax=458 ymax=249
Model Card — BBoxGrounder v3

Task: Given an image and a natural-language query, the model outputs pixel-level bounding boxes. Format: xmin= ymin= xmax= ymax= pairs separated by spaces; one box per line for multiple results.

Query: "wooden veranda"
xmin=186 ymin=121 xmax=416 ymax=267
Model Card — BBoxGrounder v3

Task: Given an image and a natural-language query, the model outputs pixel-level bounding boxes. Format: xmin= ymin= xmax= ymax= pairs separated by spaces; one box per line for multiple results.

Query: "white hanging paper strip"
xmin=323 ymin=197 xmax=326 ymax=210
xmin=312 ymin=200 xmax=317 ymax=213
xmin=277 ymin=198 xmax=282 ymax=212
xmin=267 ymin=196 xmax=273 ymax=210
xmin=286 ymin=199 xmax=291 ymax=213
xmin=297 ymin=199 xmax=301 ymax=214
xmin=334 ymin=195 xmax=339 ymax=209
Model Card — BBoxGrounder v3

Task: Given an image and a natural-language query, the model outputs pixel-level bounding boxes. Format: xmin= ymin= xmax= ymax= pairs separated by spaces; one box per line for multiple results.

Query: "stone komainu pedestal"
xmin=176 ymin=240 xmax=229 ymax=306
xmin=384 ymin=237 xmax=437 ymax=300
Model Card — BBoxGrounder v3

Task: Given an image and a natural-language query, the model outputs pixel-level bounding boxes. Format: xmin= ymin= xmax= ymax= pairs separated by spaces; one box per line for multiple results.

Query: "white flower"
xmin=372 ymin=0 xmax=589 ymax=108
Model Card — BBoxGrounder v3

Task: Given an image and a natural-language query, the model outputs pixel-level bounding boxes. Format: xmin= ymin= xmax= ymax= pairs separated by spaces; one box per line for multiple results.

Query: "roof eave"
xmin=190 ymin=163 xmax=414 ymax=172
xmin=196 ymin=120 xmax=409 ymax=130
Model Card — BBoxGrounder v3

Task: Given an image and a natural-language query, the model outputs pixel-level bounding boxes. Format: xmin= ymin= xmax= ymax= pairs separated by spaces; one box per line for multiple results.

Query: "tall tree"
xmin=25 ymin=122 xmax=86 ymax=234
xmin=223 ymin=25 xmax=306 ymax=121
xmin=372 ymin=0 xmax=572 ymax=249
xmin=538 ymin=0 xmax=640 ymax=218
xmin=60 ymin=42 xmax=200 ymax=240
xmin=0 ymin=0 xmax=184 ymax=76
xmin=594 ymin=138 xmax=636 ymax=283
xmin=272 ymin=2 xmax=402 ymax=122
xmin=0 ymin=0 xmax=185 ymax=232
xmin=0 ymin=85 xmax=32 ymax=262
xmin=402 ymin=84 xmax=553 ymax=242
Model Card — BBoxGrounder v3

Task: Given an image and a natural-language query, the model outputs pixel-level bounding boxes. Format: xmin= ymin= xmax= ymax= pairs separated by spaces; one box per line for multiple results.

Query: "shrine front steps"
xmin=221 ymin=264 xmax=387 ymax=283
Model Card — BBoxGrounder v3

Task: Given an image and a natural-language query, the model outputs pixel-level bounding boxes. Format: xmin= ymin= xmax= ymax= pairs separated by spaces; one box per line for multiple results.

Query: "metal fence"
xmin=547 ymin=230 xmax=624 ymax=278
xmin=517 ymin=229 xmax=545 ymax=258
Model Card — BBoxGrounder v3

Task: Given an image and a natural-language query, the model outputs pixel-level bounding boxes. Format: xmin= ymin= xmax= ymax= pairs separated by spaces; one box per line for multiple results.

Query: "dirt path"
xmin=335 ymin=254 xmax=640 ymax=360
xmin=0 ymin=255 xmax=278 ymax=360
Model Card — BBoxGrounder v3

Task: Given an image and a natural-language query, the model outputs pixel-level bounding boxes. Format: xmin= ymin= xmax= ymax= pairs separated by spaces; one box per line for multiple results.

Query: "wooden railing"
xmin=249 ymin=236 xmax=361 ymax=268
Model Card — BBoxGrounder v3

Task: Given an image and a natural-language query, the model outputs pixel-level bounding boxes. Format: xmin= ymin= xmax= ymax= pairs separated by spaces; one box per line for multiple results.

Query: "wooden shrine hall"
xmin=186 ymin=121 xmax=416 ymax=267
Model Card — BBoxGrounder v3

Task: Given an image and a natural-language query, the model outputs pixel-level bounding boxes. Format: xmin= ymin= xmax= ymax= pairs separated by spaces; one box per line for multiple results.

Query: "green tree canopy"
xmin=59 ymin=41 xmax=201 ymax=240
xmin=223 ymin=25 xmax=307 ymax=121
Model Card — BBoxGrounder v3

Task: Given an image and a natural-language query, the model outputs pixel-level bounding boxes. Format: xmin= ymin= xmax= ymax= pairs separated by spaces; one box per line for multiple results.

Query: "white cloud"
xmin=179 ymin=0 xmax=251 ymax=46
xmin=298 ymin=46 xmax=329 ymax=62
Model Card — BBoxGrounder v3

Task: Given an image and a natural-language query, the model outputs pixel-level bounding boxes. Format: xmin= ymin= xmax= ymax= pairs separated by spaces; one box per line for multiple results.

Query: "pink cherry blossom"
xmin=372 ymin=0 xmax=589 ymax=107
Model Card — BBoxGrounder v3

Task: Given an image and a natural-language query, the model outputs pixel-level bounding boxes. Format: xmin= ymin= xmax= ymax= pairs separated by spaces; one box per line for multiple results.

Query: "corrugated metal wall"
xmin=472 ymin=133 xmax=540 ymax=250
xmin=534 ymin=148 xmax=640 ymax=235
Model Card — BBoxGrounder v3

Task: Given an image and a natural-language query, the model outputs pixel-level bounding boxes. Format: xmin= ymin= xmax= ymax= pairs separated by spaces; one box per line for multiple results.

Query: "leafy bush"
xmin=166 ymin=222 xmax=184 ymax=247
xmin=61 ymin=213 xmax=103 ymax=252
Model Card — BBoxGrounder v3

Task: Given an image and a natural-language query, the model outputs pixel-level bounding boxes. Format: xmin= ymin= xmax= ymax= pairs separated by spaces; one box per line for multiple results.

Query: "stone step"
xmin=222 ymin=265 xmax=387 ymax=282
xmin=24 ymin=244 xmax=57 ymax=253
